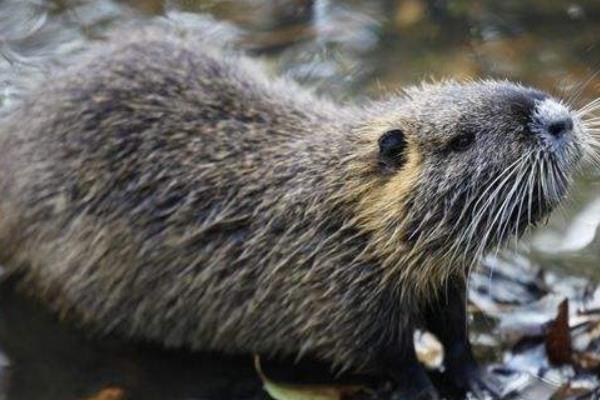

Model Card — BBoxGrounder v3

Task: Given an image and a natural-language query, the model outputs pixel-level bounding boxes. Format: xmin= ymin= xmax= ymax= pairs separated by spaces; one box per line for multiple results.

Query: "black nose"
xmin=547 ymin=117 xmax=573 ymax=138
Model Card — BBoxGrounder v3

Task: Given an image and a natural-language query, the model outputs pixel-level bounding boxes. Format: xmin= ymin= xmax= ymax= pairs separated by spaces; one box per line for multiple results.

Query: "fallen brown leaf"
xmin=254 ymin=355 xmax=367 ymax=400
xmin=82 ymin=386 xmax=126 ymax=400
xmin=545 ymin=299 xmax=572 ymax=365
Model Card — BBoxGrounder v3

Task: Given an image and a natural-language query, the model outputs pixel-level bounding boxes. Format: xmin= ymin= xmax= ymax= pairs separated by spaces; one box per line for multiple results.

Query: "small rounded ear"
xmin=378 ymin=129 xmax=407 ymax=170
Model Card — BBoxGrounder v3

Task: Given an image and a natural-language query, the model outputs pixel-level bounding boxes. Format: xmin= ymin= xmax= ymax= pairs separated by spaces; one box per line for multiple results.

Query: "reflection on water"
xmin=0 ymin=0 xmax=599 ymax=399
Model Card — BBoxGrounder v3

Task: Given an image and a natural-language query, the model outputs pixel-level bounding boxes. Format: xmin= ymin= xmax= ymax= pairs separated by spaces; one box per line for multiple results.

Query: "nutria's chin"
xmin=0 ymin=25 xmax=593 ymax=396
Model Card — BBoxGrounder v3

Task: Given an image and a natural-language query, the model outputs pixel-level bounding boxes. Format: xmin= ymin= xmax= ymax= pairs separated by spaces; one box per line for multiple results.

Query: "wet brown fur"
xmin=0 ymin=25 xmax=587 ymax=375
xmin=0 ymin=27 xmax=426 ymax=372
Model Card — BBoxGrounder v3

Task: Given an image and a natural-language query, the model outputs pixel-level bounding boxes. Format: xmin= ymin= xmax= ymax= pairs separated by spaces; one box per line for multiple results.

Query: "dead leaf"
xmin=573 ymin=350 xmax=600 ymax=369
xmin=254 ymin=355 xmax=366 ymax=400
xmin=414 ymin=330 xmax=444 ymax=370
xmin=82 ymin=386 xmax=126 ymax=400
xmin=545 ymin=299 xmax=572 ymax=365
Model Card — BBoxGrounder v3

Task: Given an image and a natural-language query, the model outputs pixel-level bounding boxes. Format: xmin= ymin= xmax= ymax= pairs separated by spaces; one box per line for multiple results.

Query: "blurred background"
xmin=0 ymin=1 xmax=598 ymax=399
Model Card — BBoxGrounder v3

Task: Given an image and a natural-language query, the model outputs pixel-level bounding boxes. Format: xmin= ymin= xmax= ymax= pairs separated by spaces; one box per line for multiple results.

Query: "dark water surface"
xmin=0 ymin=1 xmax=599 ymax=399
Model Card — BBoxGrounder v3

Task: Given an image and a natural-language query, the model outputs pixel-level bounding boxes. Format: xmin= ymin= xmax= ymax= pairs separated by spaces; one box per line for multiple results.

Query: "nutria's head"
xmin=352 ymin=80 xmax=597 ymax=291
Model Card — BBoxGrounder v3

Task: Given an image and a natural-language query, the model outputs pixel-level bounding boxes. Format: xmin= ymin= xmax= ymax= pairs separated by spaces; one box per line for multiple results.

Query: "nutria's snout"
xmin=503 ymin=95 xmax=584 ymax=230
xmin=529 ymin=97 xmax=580 ymax=153
xmin=496 ymin=92 xmax=590 ymax=235
xmin=546 ymin=117 xmax=574 ymax=138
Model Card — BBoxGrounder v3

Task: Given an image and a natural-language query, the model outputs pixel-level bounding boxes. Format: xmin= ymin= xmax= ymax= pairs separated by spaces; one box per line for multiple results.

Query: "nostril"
xmin=547 ymin=117 xmax=573 ymax=137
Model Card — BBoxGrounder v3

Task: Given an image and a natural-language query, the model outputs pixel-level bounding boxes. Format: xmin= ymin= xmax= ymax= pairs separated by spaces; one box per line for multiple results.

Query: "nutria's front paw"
xmin=391 ymin=385 xmax=439 ymax=400
xmin=388 ymin=362 xmax=440 ymax=400
xmin=463 ymin=367 xmax=502 ymax=399
xmin=439 ymin=364 xmax=502 ymax=400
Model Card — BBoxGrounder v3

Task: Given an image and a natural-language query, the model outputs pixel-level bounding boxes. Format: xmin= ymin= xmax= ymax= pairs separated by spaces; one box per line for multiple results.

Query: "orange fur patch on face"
xmin=342 ymin=120 xmax=455 ymax=302
xmin=353 ymin=140 xmax=423 ymax=260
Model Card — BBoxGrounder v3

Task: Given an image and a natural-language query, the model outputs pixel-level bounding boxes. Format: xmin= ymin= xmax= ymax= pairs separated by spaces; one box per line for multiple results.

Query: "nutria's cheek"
xmin=353 ymin=146 xmax=422 ymax=230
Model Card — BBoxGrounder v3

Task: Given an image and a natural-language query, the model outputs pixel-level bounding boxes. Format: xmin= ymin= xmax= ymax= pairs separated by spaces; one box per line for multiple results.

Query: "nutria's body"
xmin=0 ymin=26 xmax=593 ymax=398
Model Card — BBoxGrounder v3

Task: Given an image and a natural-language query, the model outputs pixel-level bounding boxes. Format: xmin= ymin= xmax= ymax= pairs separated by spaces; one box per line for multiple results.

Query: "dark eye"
xmin=378 ymin=129 xmax=407 ymax=170
xmin=448 ymin=131 xmax=475 ymax=152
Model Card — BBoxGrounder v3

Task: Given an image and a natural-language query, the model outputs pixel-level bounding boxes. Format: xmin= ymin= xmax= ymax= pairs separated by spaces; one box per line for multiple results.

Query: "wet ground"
xmin=0 ymin=1 xmax=599 ymax=399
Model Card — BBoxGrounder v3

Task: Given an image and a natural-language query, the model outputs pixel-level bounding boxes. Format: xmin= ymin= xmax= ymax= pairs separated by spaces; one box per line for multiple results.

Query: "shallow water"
xmin=0 ymin=1 xmax=599 ymax=399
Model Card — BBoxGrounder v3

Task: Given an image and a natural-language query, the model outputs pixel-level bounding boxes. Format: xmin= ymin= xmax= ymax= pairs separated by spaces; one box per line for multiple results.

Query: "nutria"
xmin=0 ymin=25 xmax=595 ymax=399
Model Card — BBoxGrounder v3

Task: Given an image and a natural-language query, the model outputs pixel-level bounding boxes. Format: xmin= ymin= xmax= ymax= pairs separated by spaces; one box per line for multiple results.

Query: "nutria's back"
xmin=0 ymin=29 xmax=390 ymax=365
xmin=0 ymin=25 xmax=592 ymax=385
